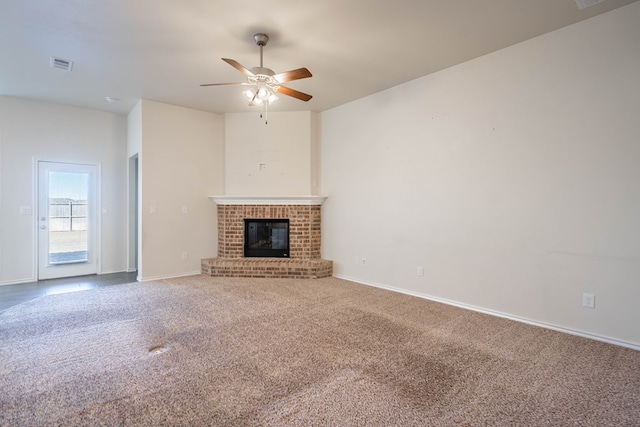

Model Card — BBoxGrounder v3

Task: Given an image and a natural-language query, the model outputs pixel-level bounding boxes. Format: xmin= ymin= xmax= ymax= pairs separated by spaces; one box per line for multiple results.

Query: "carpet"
xmin=1 ymin=275 xmax=639 ymax=426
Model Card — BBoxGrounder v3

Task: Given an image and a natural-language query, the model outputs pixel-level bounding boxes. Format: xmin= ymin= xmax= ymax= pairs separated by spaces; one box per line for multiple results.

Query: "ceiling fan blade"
xmin=222 ymin=58 xmax=254 ymax=76
xmin=200 ymin=82 xmax=249 ymax=87
xmin=273 ymin=68 xmax=312 ymax=83
xmin=277 ymin=86 xmax=313 ymax=102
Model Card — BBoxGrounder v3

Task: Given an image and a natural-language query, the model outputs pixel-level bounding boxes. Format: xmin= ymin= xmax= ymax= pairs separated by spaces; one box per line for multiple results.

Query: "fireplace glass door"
xmin=244 ymin=219 xmax=290 ymax=258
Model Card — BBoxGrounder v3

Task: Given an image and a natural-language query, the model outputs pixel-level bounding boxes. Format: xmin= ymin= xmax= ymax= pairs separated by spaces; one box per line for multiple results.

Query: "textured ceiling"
xmin=1 ymin=0 xmax=638 ymax=115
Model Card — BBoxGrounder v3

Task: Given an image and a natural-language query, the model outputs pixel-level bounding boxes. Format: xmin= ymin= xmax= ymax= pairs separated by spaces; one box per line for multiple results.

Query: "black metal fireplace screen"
xmin=244 ymin=219 xmax=290 ymax=258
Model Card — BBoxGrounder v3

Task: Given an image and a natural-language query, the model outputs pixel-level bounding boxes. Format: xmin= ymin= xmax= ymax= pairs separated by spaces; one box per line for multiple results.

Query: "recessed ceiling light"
xmin=50 ymin=56 xmax=73 ymax=71
xmin=105 ymin=97 xmax=120 ymax=103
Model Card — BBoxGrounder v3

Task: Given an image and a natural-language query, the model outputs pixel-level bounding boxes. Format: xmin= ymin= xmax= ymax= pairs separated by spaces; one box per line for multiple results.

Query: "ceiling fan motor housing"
xmin=250 ymin=66 xmax=275 ymax=76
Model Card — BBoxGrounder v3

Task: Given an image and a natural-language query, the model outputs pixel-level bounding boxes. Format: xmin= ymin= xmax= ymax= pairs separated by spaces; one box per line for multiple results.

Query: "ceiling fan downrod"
xmin=254 ymin=33 xmax=269 ymax=68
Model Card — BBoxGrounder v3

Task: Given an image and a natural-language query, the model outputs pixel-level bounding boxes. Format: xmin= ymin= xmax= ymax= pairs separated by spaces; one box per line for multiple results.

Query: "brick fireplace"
xmin=201 ymin=196 xmax=333 ymax=279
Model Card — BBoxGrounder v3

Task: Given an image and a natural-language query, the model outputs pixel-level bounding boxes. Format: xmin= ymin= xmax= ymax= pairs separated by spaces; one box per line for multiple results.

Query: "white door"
xmin=38 ymin=161 xmax=99 ymax=280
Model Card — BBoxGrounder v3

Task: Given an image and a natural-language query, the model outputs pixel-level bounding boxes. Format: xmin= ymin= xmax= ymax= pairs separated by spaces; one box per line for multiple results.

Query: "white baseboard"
xmin=137 ymin=271 xmax=202 ymax=283
xmin=0 ymin=278 xmax=35 ymax=287
xmin=334 ymin=274 xmax=640 ymax=352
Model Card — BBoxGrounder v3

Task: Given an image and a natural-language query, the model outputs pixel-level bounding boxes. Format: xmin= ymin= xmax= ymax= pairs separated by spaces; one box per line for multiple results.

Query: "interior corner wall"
xmin=224 ymin=111 xmax=314 ymax=195
xmin=137 ymin=100 xmax=223 ymax=281
xmin=0 ymin=96 xmax=128 ymax=284
xmin=319 ymin=3 xmax=640 ymax=347
xmin=127 ymin=101 xmax=142 ymax=159
xmin=310 ymin=112 xmax=320 ymax=195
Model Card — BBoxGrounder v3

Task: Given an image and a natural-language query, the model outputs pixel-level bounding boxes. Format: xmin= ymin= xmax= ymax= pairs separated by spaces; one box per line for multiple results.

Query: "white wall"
xmin=134 ymin=100 xmax=223 ymax=281
xmin=0 ymin=96 xmax=128 ymax=284
xmin=320 ymin=3 xmax=640 ymax=346
xmin=127 ymin=102 xmax=142 ymax=159
xmin=224 ymin=111 xmax=319 ymax=195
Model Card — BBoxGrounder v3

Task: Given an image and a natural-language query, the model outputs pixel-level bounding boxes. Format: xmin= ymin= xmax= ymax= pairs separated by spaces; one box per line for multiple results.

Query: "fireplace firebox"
xmin=244 ymin=219 xmax=290 ymax=258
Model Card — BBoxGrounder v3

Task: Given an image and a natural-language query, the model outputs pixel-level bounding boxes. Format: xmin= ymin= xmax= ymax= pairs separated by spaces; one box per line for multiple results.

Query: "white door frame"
xmin=35 ymin=158 xmax=101 ymax=280
xmin=127 ymin=154 xmax=139 ymax=274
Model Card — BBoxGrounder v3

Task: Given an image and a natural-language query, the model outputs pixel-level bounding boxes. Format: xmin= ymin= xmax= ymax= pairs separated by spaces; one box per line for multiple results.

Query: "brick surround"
xmin=202 ymin=197 xmax=332 ymax=279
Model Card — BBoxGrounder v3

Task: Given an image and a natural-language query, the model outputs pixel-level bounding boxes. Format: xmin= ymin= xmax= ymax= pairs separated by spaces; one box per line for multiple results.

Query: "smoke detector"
xmin=50 ymin=56 xmax=73 ymax=71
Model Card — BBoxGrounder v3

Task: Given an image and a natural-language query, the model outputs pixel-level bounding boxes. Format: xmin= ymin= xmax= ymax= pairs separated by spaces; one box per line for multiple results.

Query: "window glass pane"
xmin=48 ymin=171 xmax=89 ymax=265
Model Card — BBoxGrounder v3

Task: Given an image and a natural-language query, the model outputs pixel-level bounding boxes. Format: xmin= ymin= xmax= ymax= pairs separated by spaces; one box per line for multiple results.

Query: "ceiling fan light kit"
xmin=201 ymin=33 xmax=312 ymax=124
xmin=243 ymin=86 xmax=278 ymax=106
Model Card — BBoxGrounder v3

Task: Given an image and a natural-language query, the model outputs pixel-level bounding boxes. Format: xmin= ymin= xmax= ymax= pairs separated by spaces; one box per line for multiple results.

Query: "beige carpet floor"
xmin=1 ymin=275 xmax=639 ymax=426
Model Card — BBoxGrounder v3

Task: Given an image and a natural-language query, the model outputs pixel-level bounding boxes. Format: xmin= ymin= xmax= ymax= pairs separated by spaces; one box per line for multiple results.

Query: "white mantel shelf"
xmin=208 ymin=195 xmax=327 ymax=206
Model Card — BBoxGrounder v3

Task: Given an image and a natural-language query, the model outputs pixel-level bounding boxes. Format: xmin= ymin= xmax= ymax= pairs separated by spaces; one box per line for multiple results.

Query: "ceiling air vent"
xmin=50 ymin=56 xmax=73 ymax=71
xmin=575 ymin=0 xmax=608 ymax=9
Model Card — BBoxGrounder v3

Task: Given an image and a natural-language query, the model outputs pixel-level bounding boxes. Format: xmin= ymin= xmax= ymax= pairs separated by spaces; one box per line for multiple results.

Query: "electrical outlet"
xmin=417 ymin=266 xmax=424 ymax=277
xmin=181 ymin=252 xmax=188 ymax=261
xmin=361 ymin=258 xmax=366 ymax=265
xmin=582 ymin=293 xmax=595 ymax=309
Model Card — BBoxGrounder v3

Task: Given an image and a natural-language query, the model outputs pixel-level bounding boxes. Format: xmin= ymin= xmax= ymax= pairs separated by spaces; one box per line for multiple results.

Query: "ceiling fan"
xmin=201 ymin=33 xmax=313 ymax=110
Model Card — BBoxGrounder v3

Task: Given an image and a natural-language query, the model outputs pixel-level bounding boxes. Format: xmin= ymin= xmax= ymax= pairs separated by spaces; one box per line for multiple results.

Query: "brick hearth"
xmin=202 ymin=196 xmax=332 ymax=279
